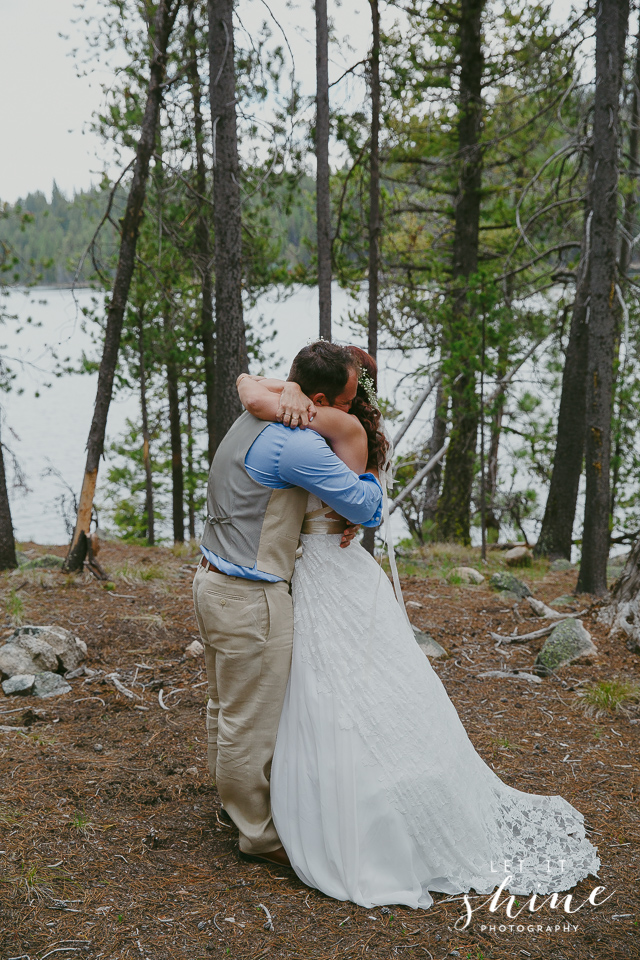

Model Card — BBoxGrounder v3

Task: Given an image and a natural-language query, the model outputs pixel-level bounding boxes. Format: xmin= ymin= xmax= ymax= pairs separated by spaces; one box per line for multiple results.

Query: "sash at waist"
xmin=301 ymin=516 xmax=347 ymax=535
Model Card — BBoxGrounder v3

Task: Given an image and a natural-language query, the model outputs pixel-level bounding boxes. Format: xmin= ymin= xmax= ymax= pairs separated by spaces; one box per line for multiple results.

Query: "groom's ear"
xmin=309 ymin=391 xmax=329 ymax=406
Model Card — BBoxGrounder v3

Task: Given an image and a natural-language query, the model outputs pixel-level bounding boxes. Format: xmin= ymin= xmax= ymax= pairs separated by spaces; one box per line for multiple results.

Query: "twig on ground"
xmin=259 ymin=903 xmax=274 ymax=932
xmin=73 ymin=697 xmax=106 ymax=707
xmin=106 ymin=674 xmax=142 ymax=701
xmin=491 ymin=622 xmax=557 ymax=644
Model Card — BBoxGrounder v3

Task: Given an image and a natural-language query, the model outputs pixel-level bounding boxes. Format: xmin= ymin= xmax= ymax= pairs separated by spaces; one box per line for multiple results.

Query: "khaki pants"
xmin=192 ymin=563 xmax=293 ymax=855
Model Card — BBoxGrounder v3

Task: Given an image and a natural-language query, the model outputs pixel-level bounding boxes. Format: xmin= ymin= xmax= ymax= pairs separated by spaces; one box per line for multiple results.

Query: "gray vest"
xmin=200 ymin=412 xmax=308 ymax=582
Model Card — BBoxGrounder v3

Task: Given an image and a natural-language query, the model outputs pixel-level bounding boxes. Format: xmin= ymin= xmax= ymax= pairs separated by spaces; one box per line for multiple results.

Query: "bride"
xmin=237 ymin=347 xmax=601 ymax=910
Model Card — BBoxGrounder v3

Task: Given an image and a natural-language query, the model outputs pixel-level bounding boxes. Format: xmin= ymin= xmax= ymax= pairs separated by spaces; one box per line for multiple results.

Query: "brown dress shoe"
xmin=239 ymin=845 xmax=292 ymax=868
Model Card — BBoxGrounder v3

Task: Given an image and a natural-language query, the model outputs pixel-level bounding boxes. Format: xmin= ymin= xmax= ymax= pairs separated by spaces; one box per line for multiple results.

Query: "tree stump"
xmin=601 ymin=538 xmax=640 ymax=652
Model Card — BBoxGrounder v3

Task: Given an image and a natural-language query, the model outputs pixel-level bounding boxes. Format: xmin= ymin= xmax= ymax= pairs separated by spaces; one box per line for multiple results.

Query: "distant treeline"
xmin=0 ymin=178 xmax=316 ymax=287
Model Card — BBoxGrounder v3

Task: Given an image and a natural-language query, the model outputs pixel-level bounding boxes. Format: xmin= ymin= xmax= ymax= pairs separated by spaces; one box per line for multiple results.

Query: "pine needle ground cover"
xmin=0 ymin=541 xmax=638 ymax=960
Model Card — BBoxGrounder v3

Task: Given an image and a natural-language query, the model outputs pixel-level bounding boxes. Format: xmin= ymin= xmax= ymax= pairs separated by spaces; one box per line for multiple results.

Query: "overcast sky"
xmin=0 ymin=0 xmax=582 ymax=205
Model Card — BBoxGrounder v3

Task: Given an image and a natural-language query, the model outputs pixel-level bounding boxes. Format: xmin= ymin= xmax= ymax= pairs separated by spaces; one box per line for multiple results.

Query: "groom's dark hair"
xmin=288 ymin=341 xmax=357 ymax=403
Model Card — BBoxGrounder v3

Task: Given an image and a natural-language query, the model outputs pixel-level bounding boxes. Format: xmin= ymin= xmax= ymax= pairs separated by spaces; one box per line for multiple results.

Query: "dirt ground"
xmin=0 ymin=540 xmax=638 ymax=960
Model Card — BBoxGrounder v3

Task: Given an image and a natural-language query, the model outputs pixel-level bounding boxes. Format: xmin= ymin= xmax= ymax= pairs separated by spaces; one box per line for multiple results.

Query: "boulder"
xmin=489 ymin=573 xmax=532 ymax=599
xmin=185 ymin=639 xmax=204 ymax=658
xmin=2 ymin=674 xmax=35 ymax=696
xmin=450 ymin=566 xmax=485 ymax=585
xmin=504 ymin=546 xmax=533 ymax=567
xmin=550 ymin=595 xmax=577 ymax=608
xmin=534 ymin=619 xmax=598 ymax=677
xmin=413 ymin=627 xmax=449 ymax=659
xmin=20 ymin=554 xmax=65 ymax=570
xmin=550 ymin=558 xmax=574 ymax=572
xmin=32 ymin=672 xmax=72 ymax=698
xmin=9 ymin=626 xmax=87 ymax=672
xmin=0 ymin=635 xmax=58 ymax=678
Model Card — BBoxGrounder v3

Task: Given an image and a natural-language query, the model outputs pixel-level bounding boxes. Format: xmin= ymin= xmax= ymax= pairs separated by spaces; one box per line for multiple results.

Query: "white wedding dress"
xmin=270 ymin=495 xmax=601 ymax=909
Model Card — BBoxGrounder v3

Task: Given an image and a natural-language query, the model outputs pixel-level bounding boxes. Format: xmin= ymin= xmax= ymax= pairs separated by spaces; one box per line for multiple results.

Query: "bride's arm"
xmin=237 ymin=374 xmax=369 ymax=475
xmin=237 ymin=374 xmax=316 ymax=427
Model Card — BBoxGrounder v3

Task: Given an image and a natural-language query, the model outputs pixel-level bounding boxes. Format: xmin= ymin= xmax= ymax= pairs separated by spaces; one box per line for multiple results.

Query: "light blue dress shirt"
xmin=200 ymin=423 xmax=383 ymax=581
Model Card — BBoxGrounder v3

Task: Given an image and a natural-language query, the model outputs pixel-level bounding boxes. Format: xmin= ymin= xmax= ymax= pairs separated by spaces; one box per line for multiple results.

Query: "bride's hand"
xmin=340 ymin=522 xmax=359 ymax=548
xmin=326 ymin=509 xmax=359 ymax=548
xmin=277 ymin=382 xmax=317 ymax=428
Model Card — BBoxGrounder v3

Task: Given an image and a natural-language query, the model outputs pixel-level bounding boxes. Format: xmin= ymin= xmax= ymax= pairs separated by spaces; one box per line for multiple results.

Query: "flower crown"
xmin=358 ymin=367 xmax=379 ymax=410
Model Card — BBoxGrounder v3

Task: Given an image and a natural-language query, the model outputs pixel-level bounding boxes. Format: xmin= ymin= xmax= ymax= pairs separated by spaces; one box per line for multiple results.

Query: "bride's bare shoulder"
xmin=310 ymin=408 xmax=365 ymax=440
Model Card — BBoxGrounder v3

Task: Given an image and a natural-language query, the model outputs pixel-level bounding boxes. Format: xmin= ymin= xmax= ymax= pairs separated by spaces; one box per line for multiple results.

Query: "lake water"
xmin=2 ymin=285 xmax=424 ymax=545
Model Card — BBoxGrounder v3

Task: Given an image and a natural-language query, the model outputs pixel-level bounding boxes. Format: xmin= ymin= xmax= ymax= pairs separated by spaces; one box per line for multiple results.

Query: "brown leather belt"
xmin=200 ymin=555 xmax=226 ymax=575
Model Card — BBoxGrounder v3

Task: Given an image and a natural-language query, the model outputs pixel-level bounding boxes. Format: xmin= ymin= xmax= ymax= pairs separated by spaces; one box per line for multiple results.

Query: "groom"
xmin=193 ymin=340 xmax=382 ymax=867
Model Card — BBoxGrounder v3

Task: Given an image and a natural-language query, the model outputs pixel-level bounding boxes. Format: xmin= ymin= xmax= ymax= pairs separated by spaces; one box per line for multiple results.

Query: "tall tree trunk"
xmin=362 ymin=0 xmax=381 ymax=558
xmin=165 ymin=317 xmax=185 ymax=544
xmin=208 ymin=0 xmax=247 ymax=449
xmin=436 ymin=0 xmax=484 ymax=544
xmin=187 ymin=1 xmax=216 ymax=464
xmin=484 ymin=338 xmax=507 ymax=541
xmin=421 ymin=375 xmax=447 ymax=528
xmin=316 ymin=0 xmax=332 ymax=340
xmin=619 ymin=23 xmax=640 ymax=282
xmin=138 ymin=310 xmax=155 ymax=546
xmin=186 ymin=380 xmax=196 ymax=541
xmin=610 ymin=24 xmax=640 ymax=527
xmin=578 ymin=0 xmax=629 ymax=596
xmin=367 ymin=0 xmax=380 ymax=365
xmin=0 ymin=419 xmax=17 ymax=570
xmin=64 ymin=0 xmax=178 ymax=572
xmin=534 ymin=209 xmax=591 ymax=559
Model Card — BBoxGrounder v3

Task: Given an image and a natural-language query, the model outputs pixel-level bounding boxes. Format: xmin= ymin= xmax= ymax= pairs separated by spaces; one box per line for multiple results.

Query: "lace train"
xmin=271 ymin=530 xmax=601 ymax=909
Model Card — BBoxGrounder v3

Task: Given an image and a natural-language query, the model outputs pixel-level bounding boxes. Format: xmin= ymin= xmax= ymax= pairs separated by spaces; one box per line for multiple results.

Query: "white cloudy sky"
xmin=0 ymin=0 xmax=583 ymax=205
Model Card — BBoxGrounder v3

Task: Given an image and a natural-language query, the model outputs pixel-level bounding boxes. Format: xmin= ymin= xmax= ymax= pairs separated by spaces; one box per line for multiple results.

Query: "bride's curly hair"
xmin=347 ymin=346 xmax=390 ymax=472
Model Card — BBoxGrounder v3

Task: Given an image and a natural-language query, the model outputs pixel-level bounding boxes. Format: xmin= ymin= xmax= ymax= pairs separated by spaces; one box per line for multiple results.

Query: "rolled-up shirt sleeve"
xmin=277 ymin=429 xmax=383 ymax=526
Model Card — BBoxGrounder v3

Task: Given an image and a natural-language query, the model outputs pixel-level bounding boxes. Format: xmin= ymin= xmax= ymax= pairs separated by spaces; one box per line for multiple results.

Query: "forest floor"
xmin=0 ymin=539 xmax=638 ymax=960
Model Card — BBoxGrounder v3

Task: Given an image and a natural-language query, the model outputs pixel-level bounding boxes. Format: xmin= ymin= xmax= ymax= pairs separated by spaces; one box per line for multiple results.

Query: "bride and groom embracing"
xmin=192 ymin=339 xmax=601 ymax=910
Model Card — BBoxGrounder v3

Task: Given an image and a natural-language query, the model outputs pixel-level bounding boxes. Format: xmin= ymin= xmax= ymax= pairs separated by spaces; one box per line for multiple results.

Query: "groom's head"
xmin=289 ymin=341 xmax=358 ymax=411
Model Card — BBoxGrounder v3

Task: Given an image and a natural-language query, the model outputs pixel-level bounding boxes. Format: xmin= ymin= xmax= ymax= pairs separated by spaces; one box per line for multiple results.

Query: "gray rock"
xmin=413 ymin=626 xmax=449 ymax=659
xmin=504 ymin=546 xmax=533 ymax=567
xmin=549 ymin=595 xmax=577 ymax=608
xmin=32 ymin=672 xmax=72 ymax=698
xmin=489 ymin=573 xmax=532 ymax=599
xmin=0 ymin=635 xmax=59 ymax=677
xmin=534 ymin=619 xmax=598 ymax=677
xmin=2 ymin=673 xmax=35 ymax=695
xmin=449 ymin=566 xmax=485 ymax=585
xmin=10 ymin=626 xmax=87 ymax=672
xmin=498 ymin=590 xmax=521 ymax=602
xmin=550 ymin=558 xmax=574 ymax=572
xmin=608 ymin=552 xmax=629 ymax=569
xmin=16 ymin=551 xmax=32 ymax=567
xmin=20 ymin=554 xmax=65 ymax=570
